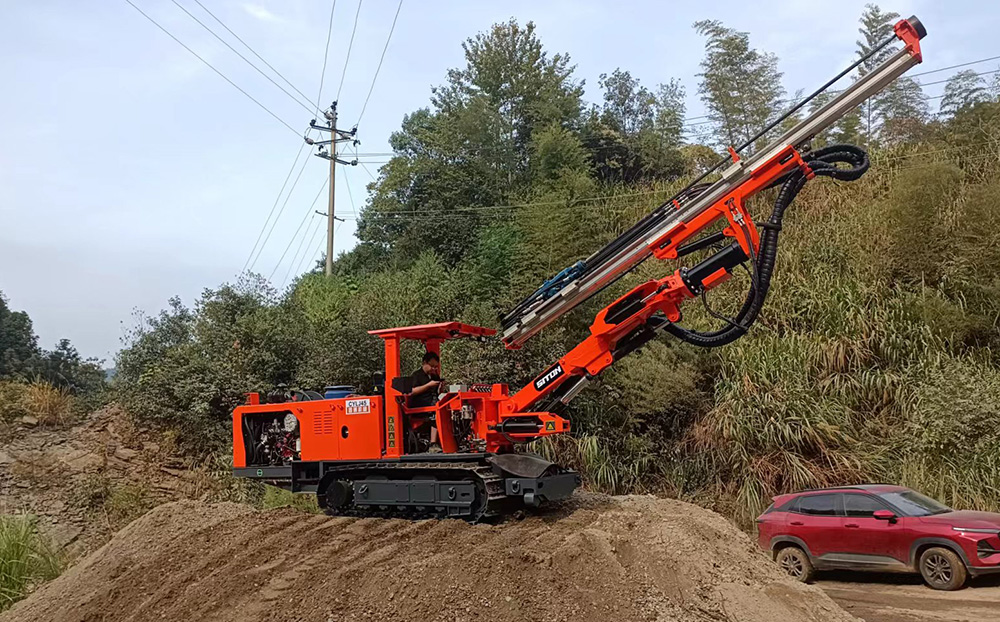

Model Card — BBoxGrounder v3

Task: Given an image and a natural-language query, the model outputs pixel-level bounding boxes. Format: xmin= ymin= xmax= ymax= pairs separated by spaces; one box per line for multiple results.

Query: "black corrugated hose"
xmin=662 ymin=144 xmax=870 ymax=348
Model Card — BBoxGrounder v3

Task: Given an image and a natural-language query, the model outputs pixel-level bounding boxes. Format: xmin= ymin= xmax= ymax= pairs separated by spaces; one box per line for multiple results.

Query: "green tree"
xmin=0 ymin=291 xmax=104 ymax=392
xmin=940 ymin=70 xmax=989 ymax=117
xmin=855 ymin=4 xmax=927 ymax=145
xmin=878 ymin=78 xmax=929 ymax=145
xmin=39 ymin=339 xmax=105 ymax=393
xmin=356 ymin=19 xmax=584 ymax=267
xmin=694 ymin=20 xmax=784 ymax=152
xmin=808 ymin=92 xmax=864 ymax=147
xmin=582 ymin=70 xmax=685 ymax=182
xmin=0 ymin=292 xmax=38 ymax=377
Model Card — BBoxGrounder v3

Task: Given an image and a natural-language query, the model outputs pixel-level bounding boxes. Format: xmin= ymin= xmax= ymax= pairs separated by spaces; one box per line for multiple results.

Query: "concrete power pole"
xmin=306 ymin=101 xmax=358 ymax=276
xmin=325 ymin=103 xmax=337 ymax=276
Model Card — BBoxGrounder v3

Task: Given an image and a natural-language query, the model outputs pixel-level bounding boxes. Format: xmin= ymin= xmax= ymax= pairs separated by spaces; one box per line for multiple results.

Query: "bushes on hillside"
xmin=115 ymin=280 xmax=302 ymax=449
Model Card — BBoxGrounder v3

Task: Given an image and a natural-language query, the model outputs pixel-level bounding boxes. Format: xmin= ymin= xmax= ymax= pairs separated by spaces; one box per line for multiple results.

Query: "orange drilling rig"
xmin=233 ymin=17 xmax=927 ymax=520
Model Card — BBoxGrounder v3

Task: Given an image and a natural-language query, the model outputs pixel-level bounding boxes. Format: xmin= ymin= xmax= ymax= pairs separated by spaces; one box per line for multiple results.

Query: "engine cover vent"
xmin=314 ymin=411 xmax=335 ymax=435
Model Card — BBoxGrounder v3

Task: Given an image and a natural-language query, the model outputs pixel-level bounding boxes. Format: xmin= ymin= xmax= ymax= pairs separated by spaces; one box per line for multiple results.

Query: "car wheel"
xmin=919 ymin=546 xmax=968 ymax=591
xmin=776 ymin=546 xmax=816 ymax=583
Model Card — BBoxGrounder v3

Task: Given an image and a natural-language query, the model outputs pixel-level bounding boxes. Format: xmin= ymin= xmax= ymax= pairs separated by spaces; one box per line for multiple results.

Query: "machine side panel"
xmin=338 ymin=396 xmax=384 ymax=460
xmin=298 ymin=400 xmax=341 ymax=462
xmin=295 ymin=396 xmax=385 ymax=462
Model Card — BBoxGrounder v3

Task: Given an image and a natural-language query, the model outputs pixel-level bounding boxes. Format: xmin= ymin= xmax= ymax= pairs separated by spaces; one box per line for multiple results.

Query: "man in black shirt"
xmin=410 ymin=351 xmax=443 ymax=451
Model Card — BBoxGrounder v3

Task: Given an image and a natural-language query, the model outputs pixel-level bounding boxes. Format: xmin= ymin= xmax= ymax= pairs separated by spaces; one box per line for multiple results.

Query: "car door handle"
xmin=790 ymin=521 xmax=804 ymax=526
xmin=845 ymin=523 xmax=860 ymax=528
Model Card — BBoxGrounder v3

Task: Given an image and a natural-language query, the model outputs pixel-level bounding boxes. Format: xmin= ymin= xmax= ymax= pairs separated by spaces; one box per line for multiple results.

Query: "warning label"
xmin=545 ymin=420 xmax=556 ymax=431
xmin=387 ymin=416 xmax=396 ymax=448
xmin=346 ymin=398 xmax=371 ymax=415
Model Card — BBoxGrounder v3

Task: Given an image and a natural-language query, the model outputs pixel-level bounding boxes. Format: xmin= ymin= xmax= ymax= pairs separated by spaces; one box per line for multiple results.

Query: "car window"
xmin=844 ymin=494 xmax=889 ymax=517
xmin=776 ymin=497 xmax=799 ymax=512
xmin=797 ymin=494 xmax=838 ymax=516
xmin=878 ymin=490 xmax=951 ymax=517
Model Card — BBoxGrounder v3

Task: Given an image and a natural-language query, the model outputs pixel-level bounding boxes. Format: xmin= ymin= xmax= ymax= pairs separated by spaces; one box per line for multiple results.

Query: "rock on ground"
xmin=1 ymin=493 xmax=857 ymax=622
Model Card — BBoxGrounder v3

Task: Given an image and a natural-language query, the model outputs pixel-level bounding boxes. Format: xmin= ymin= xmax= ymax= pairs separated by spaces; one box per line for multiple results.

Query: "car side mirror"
xmin=873 ymin=510 xmax=897 ymax=522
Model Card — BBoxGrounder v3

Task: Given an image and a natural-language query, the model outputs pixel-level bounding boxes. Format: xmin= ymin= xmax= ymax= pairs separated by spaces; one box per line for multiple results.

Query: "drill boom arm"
xmin=500 ymin=17 xmax=925 ymax=350
xmin=499 ymin=17 xmax=925 ymax=417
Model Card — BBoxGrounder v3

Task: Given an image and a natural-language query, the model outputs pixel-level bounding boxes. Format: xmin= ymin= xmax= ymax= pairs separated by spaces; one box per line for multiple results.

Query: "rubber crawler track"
xmin=319 ymin=461 xmax=506 ymax=521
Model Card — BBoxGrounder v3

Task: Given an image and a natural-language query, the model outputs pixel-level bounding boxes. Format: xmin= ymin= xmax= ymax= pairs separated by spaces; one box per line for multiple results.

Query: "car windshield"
xmin=878 ymin=490 xmax=951 ymax=517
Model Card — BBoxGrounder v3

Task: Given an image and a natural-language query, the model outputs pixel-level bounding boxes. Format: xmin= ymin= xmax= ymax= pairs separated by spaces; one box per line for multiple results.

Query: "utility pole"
xmin=305 ymin=101 xmax=358 ymax=276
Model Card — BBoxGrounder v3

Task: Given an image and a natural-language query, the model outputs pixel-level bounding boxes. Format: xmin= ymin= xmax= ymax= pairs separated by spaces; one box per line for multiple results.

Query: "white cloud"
xmin=242 ymin=3 xmax=283 ymax=23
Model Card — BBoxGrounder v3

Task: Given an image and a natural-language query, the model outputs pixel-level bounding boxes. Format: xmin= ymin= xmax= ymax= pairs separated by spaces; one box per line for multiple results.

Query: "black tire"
xmin=775 ymin=546 xmax=816 ymax=583
xmin=919 ymin=546 xmax=968 ymax=591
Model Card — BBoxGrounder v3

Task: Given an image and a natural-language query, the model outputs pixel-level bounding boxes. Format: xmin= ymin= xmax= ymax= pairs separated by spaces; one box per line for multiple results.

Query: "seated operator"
xmin=410 ymin=351 xmax=444 ymax=452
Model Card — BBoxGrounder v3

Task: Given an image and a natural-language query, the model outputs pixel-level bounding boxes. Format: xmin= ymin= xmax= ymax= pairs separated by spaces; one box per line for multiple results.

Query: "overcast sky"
xmin=1 ymin=0 xmax=994 ymax=362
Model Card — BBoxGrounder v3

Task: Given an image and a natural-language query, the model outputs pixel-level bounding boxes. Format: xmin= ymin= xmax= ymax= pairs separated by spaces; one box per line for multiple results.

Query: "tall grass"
xmin=0 ymin=515 xmax=62 ymax=611
xmin=668 ymin=161 xmax=1000 ymax=526
xmin=0 ymin=380 xmax=74 ymax=427
xmin=23 ymin=382 xmax=74 ymax=427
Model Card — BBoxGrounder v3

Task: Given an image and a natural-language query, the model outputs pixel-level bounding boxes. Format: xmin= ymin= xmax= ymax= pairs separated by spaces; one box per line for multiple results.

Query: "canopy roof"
xmin=368 ymin=322 xmax=496 ymax=341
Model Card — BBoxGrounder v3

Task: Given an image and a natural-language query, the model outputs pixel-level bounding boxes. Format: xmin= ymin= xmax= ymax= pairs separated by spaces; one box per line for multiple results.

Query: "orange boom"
xmin=233 ymin=17 xmax=926 ymax=521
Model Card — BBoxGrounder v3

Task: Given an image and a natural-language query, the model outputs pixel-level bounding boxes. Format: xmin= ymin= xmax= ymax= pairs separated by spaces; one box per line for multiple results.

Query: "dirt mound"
xmin=3 ymin=493 xmax=855 ymax=622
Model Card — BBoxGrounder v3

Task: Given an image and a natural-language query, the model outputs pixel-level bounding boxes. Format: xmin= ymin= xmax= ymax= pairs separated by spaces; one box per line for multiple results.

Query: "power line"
xmin=248 ymin=0 xmax=337 ymax=275
xmin=314 ymin=0 xmax=338 ymax=114
xmin=293 ymin=217 xmax=326 ymax=278
xmin=189 ymin=0 xmax=315 ymax=108
xmin=343 ymin=167 xmax=358 ymax=215
xmin=359 ymin=161 xmax=378 ymax=181
xmin=282 ymin=214 xmax=321 ymax=287
xmin=306 ymin=220 xmax=343 ymax=272
xmin=355 ymin=0 xmax=402 ymax=125
xmin=910 ymin=54 xmax=1000 ymax=78
xmin=124 ymin=0 xmax=300 ymax=136
xmin=168 ymin=0 xmax=314 ymax=113
xmin=882 ymin=140 xmax=1000 ymax=161
xmin=270 ymin=178 xmax=330 ymax=279
xmin=916 ymin=68 xmax=1000 ymax=89
xmin=248 ymin=153 xmax=312 ymax=271
xmin=242 ymin=141 xmax=310 ymax=273
xmin=336 ymin=0 xmax=364 ymax=101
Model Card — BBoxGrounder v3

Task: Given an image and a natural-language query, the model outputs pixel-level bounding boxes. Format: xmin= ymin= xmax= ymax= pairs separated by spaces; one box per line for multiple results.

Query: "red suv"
xmin=757 ymin=485 xmax=1000 ymax=590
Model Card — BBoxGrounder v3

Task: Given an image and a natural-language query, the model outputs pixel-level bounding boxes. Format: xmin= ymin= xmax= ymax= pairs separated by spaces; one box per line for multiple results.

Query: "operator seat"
xmin=390 ymin=376 xmax=414 ymax=404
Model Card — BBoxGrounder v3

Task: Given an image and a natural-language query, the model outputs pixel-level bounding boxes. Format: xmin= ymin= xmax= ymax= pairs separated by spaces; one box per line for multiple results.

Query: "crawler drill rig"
xmin=233 ymin=17 xmax=926 ymax=520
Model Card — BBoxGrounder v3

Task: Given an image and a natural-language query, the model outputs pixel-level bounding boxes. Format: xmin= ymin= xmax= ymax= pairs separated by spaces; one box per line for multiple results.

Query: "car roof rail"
xmin=794 ymin=483 xmax=901 ymax=494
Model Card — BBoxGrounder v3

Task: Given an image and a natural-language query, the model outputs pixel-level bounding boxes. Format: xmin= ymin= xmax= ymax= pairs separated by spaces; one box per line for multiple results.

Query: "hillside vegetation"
xmin=112 ymin=6 xmax=1000 ymax=526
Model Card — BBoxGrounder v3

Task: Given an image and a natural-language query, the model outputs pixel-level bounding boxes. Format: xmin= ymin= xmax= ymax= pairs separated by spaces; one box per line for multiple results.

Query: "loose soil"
xmin=1 ymin=494 xmax=855 ymax=622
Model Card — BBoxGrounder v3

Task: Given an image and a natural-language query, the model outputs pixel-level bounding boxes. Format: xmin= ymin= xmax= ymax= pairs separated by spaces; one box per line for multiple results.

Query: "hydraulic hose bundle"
xmin=663 ymin=144 xmax=870 ymax=348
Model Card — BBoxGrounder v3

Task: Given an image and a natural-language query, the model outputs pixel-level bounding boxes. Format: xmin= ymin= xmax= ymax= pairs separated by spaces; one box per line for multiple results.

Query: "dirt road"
xmin=821 ymin=572 xmax=1000 ymax=622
